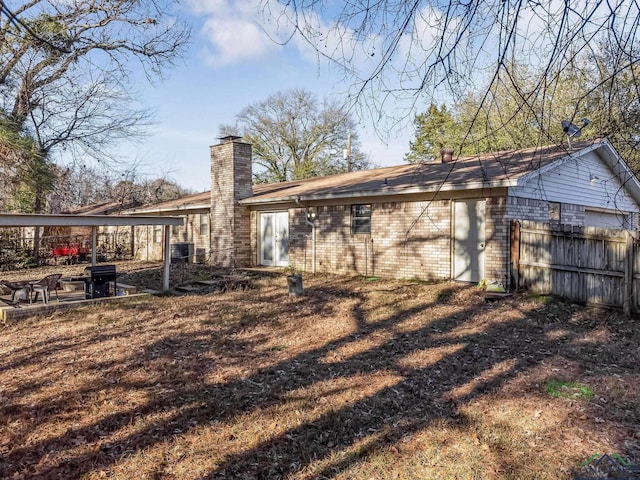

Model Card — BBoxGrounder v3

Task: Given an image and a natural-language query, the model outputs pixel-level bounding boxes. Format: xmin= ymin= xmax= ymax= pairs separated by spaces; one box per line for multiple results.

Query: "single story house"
xmin=112 ymin=136 xmax=640 ymax=286
xmin=208 ymin=136 xmax=640 ymax=286
xmin=120 ymin=191 xmax=211 ymax=262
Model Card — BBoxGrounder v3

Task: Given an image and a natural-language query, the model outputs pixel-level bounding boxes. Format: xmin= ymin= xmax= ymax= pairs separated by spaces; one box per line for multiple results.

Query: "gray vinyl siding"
xmin=507 ymin=150 xmax=639 ymax=222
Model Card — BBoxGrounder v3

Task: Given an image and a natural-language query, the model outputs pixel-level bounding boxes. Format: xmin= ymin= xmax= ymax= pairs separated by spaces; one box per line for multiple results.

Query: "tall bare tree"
xmin=0 ymin=0 xmax=189 ymax=257
xmin=222 ymin=89 xmax=370 ymax=183
xmin=0 ymin=0 xmax=189 ymax=181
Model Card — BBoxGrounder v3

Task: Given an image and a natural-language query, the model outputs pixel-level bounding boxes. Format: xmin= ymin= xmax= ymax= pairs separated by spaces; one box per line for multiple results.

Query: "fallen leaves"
xmin=0 ymin=264 xmax=638 ymax=479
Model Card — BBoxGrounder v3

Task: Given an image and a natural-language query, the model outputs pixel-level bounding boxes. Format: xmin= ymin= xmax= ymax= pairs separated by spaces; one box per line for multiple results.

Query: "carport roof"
xmin=0 ymin=214 xmax=182 ymax=292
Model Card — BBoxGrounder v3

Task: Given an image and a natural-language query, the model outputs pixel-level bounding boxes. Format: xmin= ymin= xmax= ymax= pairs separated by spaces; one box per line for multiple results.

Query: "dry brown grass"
xmin=1 ymin=264 xmax=639 ymax=479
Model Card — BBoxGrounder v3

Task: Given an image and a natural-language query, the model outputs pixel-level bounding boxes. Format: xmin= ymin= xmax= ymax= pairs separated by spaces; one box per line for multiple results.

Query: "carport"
xmin=0 ymin=214 xmax=183 ymax=291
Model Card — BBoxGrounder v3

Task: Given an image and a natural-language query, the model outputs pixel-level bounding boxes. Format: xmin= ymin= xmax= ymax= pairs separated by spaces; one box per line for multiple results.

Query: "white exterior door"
xmin=453 ymin=200 xmax=486 ymax=282
xmin=260 ymin=212 xmax=289 ymax=266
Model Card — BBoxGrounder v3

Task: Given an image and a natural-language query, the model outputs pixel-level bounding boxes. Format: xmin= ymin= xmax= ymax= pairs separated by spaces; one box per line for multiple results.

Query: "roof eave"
xmin=239 ymin=179 xmax=516 ymax=206
xmin=597 ymin=139 xmax=640 ymax=206
xmin=123 ymin=203 xmax=211 ymax=215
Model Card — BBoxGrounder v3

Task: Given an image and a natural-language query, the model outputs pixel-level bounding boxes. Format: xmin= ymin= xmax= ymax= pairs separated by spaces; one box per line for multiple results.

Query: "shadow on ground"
xmin=1 ymin=273 xmax=638 ymax=479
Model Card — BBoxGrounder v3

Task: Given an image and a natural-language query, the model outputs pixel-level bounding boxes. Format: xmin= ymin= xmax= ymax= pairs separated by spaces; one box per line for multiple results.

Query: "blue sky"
xmin=121 ymin=0 xmax=616 ymax=192
xmin=123 ymin=1 xmax=418 ymax=192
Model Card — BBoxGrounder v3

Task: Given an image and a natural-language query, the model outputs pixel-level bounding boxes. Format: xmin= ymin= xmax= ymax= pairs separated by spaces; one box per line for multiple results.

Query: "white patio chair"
xmin=30 ymin=274 xmax=62 ymax=305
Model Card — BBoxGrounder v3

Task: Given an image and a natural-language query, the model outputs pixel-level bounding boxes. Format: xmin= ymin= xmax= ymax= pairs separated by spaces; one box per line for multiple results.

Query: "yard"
xmin=0 ymin=264 xmax=639 ymax=479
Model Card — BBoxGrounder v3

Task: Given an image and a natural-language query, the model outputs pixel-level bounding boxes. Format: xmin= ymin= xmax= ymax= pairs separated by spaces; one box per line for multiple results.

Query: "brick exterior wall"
xmin=507 ymin=196 xmax=640 ymax=229
xmin=132 ymin=225 xmax=163 ymax=261
xmin=249 ymin=210 xmax=258 ymax=265
xmin=485 ymin=197 xmax=510 ymax=287
xmin=506 ymin=197 xmax=552 ymax=222
xmin=191 ymin=213 xmax=211 ymax=263
xmin=210 ymin=139 xmax=252 ymax=268
xmin=286 ymin=200 xmax=453 ymax=280
xmin=131 ymin=213 xmax=211 ymax=262
xmin=506 ymin=196 xmax=586 ymax=225
xmin=288 ymin=207 xmax=308 ymax=271
xmin=559 ymin=203 xmax=585 ymax=225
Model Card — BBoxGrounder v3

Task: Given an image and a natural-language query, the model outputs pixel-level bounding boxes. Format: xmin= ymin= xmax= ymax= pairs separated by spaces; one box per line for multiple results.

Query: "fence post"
xmin=624 ymin=231 xmax=634 ymax=318
xmin=510 ymin=220 xmax=521 ymax=291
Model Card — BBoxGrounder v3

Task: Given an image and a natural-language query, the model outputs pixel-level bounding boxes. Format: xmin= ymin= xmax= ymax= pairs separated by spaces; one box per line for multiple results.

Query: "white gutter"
xmin=295 ymin=197 xmax=316 ymax=274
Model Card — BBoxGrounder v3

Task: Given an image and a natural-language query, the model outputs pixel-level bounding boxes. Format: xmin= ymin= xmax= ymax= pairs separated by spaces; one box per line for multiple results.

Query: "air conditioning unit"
xmin=170 ymin=242 xmax=194 ymax=264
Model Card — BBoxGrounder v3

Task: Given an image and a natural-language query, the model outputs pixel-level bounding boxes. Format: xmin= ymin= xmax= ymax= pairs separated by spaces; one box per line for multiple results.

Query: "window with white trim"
xmin=351 ymin=204 xmax=371 ymax=234
xmin=153 ymin=225 xmax=162 ymax=243
xmin=199 ymin=214 xmax=209 ymax=236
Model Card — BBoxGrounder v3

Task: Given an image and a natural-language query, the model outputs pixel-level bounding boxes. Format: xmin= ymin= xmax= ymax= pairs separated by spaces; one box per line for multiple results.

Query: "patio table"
xmin=58 ymin=276 xmax=90 ymax=292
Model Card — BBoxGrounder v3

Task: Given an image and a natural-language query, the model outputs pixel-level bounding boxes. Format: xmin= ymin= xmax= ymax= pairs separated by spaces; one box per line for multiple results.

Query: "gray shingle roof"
xmin=123 ymin=191 xmax=211 ymax=214
xmin=242 ymin=140 xmax=599 ymax=204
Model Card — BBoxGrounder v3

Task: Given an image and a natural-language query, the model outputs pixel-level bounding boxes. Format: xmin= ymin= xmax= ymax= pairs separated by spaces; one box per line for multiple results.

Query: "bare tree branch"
xmin=260 ymin=0 xmax=640 ymax=142
xmin=0 ymin=0 xmax=190 ymax=214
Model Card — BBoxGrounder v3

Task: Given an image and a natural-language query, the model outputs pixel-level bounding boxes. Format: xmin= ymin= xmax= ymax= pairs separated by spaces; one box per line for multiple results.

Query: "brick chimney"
xmin=210 ymin=136 xmax=252 ymax=267
xmin=440 ymin=147 xmax=454 ymax=163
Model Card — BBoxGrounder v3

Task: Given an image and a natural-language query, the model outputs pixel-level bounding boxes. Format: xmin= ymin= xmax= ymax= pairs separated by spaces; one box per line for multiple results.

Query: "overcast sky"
xmin=119 ymin=0 xmax=417 ymax=192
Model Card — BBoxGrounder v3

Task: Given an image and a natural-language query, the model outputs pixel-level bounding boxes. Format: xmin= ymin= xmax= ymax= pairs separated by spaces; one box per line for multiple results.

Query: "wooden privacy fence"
xmin=511 ymin=220 xmax=639 ymax=316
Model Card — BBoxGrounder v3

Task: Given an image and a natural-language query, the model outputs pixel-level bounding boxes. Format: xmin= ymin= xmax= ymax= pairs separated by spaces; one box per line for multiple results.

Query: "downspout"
xmin=296 ymin=197 xmax=316 ymax=273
